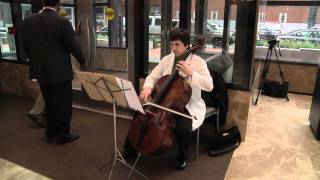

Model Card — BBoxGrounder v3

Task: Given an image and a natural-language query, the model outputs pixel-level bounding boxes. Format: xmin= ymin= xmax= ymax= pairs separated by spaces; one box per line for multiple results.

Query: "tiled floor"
xmin=225 ymin=94 xmax=320 ymax=180
xmin=0 ymin=158 xmax=50 ymax=180
xmin=1 ymin=93 xmax=319 ymax=180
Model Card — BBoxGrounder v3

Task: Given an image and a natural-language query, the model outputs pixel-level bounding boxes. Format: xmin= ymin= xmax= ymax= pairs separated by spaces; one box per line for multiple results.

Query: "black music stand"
xmin=76 ymin=71 xmax=147 ymax=179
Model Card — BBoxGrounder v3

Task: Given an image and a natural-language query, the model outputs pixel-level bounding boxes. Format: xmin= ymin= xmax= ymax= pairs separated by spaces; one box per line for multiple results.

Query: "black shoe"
xmin=56 ymin=134 xmax=79 ymax=145
xmin=176 ymin=152 xmax=187 ymax=170
xmin=46 ymin=137 xmax=55 ymax=144
xmin=176 ymin=158 xmax=187 ymax=170
xmin=27 ymin=113 xmax=46 ymax=128
xmin=122 ymin=149 xmax=138 ymax=159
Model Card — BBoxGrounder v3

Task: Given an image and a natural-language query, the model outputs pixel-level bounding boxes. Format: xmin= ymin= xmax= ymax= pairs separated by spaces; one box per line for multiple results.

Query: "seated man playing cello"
xmin=124 ymin=28 xmax=213 ymax=170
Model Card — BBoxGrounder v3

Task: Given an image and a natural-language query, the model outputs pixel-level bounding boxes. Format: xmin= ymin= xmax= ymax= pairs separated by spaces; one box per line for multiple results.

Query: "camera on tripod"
xmin=254 ymin=38 xmax=289 ymax=105
xmin=267 ymin=39 xmax=280 ymax=47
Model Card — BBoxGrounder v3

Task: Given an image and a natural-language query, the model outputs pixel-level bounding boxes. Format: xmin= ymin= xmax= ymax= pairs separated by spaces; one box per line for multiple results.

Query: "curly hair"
xmin=169 ymin=28 xmax=190 ymax=46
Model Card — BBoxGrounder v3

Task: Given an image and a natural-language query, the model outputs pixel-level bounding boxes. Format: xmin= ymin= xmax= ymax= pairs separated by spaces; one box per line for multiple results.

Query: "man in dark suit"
xmin=21 ymin=0 xmax=86 ymax=145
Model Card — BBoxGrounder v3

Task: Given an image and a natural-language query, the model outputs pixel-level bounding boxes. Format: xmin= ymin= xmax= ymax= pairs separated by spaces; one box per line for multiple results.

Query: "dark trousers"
xmin=124 ymin=115 xmax=192 ymax=159
xmin=39 ymin=80 xmax=72 ymax=139
xmin=176 ymin=116 xmax=192 ymax=160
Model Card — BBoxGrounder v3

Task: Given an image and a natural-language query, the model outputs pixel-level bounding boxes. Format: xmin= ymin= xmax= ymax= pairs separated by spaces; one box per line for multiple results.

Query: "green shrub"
xmin=279 ymin=40 xmax=320 ymax=49
xmin=152 ymin=38 xmax=161 ymax=48
xmin=256 ymin=40 xmax=268 ymax=47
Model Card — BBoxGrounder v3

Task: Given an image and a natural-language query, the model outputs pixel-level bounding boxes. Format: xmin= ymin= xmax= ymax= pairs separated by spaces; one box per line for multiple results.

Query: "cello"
xmin=128 ymin=37 xmax=205 ymax=156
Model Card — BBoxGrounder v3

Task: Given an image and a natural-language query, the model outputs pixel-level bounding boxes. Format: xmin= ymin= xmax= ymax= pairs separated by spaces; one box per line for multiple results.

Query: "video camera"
xmin=267 ymin=39 xmax=280 ymax=47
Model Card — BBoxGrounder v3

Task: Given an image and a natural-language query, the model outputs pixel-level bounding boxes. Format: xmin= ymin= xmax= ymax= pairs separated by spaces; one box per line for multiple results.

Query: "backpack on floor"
xmin=208 ymin=125 xmax=241 ymax=156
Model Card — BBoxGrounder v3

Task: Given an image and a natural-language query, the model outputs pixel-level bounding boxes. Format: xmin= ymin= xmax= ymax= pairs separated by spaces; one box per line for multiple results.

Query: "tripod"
xmin=254 ymin=40 xmax=289 ymax=105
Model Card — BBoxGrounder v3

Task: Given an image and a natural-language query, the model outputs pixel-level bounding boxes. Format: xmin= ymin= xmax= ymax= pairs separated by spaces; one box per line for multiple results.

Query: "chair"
xmin=194 ymin=106 xmax=220 ymax=160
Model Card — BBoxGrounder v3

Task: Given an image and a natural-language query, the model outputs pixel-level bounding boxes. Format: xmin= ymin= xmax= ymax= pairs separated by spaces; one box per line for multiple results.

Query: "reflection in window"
xmin=94 ymin=1 xmax=126 ymax=48
xmin=21 ymin=4 xmax=32 ymax=19
xmin=259 ymin=12 xmax=266 ymax=22
xmin=94 ymin=0 xmax=108 ymax=3
xmin=203 ymin=0 xmax=225 ymax=53
xmin=60 ymin=6 xmax=75 ymax=27
xmin=61 ymin=0 xmax=74 ymax=4
xmin=60 ymin=0 xmax=75 ymax=27
xmin=210 ymin=11 xmax=218 ymax=20
xmin=279 ymin=12 xmax=287 ymax=23
xmin=228 ymin=4 xmax=237 ymax=54
xmin=0 ymin=2 xmax=16 ymax=60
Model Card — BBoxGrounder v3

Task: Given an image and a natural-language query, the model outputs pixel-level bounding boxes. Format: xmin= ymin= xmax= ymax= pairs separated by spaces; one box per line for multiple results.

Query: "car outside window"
xmin=155 ymin=19 xmax=161 ymax=26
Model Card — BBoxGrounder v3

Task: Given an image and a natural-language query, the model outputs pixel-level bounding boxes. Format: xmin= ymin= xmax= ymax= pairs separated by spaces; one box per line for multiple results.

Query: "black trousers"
xmin=39 ymin=80 xmax=72 ymax=139
xmin=175 ymin=116 xmax=192 ymax=160
xmin=124 ymin=115 xmax=192 ymax=159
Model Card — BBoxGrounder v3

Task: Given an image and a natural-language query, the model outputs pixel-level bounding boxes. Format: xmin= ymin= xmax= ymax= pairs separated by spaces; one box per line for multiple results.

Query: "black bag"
xmin=201 ymin=71 xmax=228 ymax=125
xmin=262 ymin=80 xmax=289 ymax=98
xmin=208 ymin=126 xmax=241 ymax=156
xmin=206 ymin=51 xmax=233 ymax=74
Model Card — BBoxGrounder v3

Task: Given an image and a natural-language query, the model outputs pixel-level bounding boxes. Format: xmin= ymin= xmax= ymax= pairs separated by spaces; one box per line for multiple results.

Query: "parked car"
xmin=277 ymin=29 xmax=320 ymax=44
xmin=96 ymin=26 xmax=126 ymax=40
xmin=149 ymin=16 xmax=235 ymax=47
xmin=0 ymin=27 xmax=7 ymax=38
xmin=149 ymin=15 xmax=161 ymax=35
xmin=203 ymin=23 xmax=236 ymax=47
xmin=96 ymin=26 xmax=109 ymax=40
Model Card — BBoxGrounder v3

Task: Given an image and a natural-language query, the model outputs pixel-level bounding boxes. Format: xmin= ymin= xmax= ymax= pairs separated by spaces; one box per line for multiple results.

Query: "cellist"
xmin=124 ymin=28 xmax=213 ymax=170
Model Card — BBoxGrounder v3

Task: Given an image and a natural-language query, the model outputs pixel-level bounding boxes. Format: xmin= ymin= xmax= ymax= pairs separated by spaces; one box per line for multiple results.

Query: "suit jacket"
xmin=143 ymin=53 xmax=213 ymax=130
xmin=21 ymin=8 xmax=86 ymax=83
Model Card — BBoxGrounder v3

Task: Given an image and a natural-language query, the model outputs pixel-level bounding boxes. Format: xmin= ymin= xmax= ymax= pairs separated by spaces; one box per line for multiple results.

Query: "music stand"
xmin=76 ymin=71 xmax=147 ymax=179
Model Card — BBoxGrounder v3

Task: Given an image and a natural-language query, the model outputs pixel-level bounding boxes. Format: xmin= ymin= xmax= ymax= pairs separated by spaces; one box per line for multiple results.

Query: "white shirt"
xmin=143 ymin=53 xmax=213 ymax=130
xmin=39 ymin=7 xmax=57 ymax=13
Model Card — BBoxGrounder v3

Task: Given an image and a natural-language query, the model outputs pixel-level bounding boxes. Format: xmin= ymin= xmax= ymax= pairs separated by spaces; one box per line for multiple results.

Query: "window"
xmin=256 ymin=5 xmax=320 ymax=64
xmin=0 ymin=2 xmax=16 ymax=60
xmin=175 ymin=11 xmax=179 ymax=18
xmin=259 ymin=12 xmax=266 ymax=22
xmin=211 ymin=11 xmax=218 ymax=20
xmin=150 ymin=5 xmax=160 ymax=15
xmin=203 ymin=0 xmax=225 ymax=53
xmin=94 ymin=0 xmax=127 ymax=48
xmin=228 ymin=4 xmax=238 ymax=54
xmin=61 ymin=6 xmax=75 ymax=27
xmin=279 ymin=12 xmax=288 ymax=23
xmin=60 ymin=0 xmax=75 ymax=28
xmin=155 ymin=18 xmax=161 ymax=26
xmin=149 ymin=18 xmax=152 ymax=25
xmin=21 ymin=3 xmax=32 ymax=19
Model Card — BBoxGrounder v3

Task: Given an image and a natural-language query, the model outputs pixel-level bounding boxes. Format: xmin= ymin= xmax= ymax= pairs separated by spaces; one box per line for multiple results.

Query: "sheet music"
xmin=98 ymin=73 xmax=125 ymax=106
xmin=116 ymin=78 xmax=145 ymax=114
xmin=76 ymin=71 xmax=105 ymax=101
xmin=76 ymin=71 xmax=144 ymax=114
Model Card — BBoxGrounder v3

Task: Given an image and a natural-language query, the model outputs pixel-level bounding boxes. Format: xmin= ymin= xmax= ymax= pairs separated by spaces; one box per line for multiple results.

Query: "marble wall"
xmin=95 ymin=48 xmax=128 ymax=71
xmin=0 ymin=62 xmax=39 ymax=99
xmin=226 ymin=90 xmax=251 ymax=141
xmin=254 ymin=61 xmax=318 ymax=94
xmin=0 ymin=48 xmax=128 ymax=98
